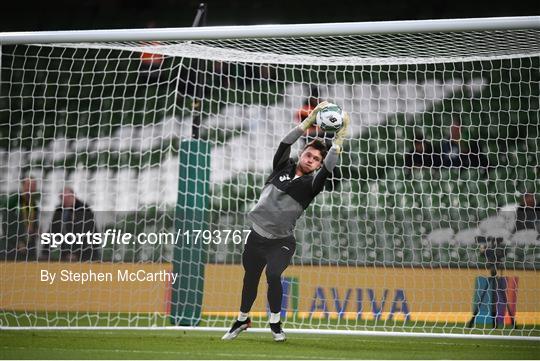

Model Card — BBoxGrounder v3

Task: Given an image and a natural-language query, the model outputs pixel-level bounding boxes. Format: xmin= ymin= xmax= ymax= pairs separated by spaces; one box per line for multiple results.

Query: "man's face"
xmin=61 ymin=189 xmax=76 ymax=208
xmin=450 ymin=123 xmax=461 ymax=141
xmin=524 ymin=194 xmax=536 ymax=207
xmin=22 ymin=178 xmax=37 ymax=195
xmin=298 ymin=147 xmax=323 ymax=174
xmin=414 ymin=141 xmax=425 ymax=153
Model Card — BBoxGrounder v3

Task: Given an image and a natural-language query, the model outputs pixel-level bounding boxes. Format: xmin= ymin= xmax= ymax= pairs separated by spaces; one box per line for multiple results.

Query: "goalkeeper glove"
xmin=299 ymin=101 xmax=329 ymax=131
xmin=333 ymin=111 xmax=350 ymax=152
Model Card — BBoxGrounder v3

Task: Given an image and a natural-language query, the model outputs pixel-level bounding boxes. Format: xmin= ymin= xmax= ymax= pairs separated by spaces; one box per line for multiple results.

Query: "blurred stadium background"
xmin=0 ymin=3 xmax=539 ymax=352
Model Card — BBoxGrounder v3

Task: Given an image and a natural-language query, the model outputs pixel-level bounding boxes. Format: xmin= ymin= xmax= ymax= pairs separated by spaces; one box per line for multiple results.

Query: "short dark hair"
xmin=303 ymin=139 xmax=327 ymax=159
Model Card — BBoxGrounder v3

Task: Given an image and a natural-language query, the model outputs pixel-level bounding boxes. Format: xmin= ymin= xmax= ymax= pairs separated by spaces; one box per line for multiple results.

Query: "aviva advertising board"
xmin=1 ymin=263 xmax=538 ymax=324
xmin=202 ymin=265 xmax=539 ymax=324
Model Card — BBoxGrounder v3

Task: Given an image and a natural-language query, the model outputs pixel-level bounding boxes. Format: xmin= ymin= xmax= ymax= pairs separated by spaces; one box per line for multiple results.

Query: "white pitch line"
xmin=3 ymin=326 xmax=539 ymax=342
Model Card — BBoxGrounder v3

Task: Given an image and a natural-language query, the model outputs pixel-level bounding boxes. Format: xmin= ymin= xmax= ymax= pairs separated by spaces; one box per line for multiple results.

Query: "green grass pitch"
xmin=1 ymin=330 xmax=539 ymax=359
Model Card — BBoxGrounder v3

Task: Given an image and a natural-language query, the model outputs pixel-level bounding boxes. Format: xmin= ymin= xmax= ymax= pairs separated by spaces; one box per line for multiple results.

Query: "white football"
xmin=315 ymin=103 xmax=344 ymax=132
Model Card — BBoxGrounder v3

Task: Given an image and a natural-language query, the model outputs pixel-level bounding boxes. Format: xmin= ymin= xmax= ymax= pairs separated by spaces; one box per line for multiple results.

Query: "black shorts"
xmin=242 ymin=228 xmax=296 ymax=274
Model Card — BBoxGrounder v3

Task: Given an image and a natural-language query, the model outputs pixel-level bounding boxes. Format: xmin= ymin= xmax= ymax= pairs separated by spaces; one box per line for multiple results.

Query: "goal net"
xmin=1 ymin=18 xmax=539 ymax=337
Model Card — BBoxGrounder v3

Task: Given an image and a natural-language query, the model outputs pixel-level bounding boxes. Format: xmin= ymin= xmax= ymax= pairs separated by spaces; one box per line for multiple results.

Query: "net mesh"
xmin=1 ymin=25 xmax=539 ymax=335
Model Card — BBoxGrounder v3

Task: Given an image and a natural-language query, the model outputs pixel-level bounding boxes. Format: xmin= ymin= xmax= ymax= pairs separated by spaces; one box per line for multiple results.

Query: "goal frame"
xmin=1 ymin=17 xmax=539 ymax=341
xmin=1 ymin=16 xmax=539 ymax=45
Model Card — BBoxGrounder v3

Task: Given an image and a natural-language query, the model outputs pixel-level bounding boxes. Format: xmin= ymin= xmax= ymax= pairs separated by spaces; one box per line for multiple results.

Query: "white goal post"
xmin=1 ymin=17 xmax=539 ymax=340
xmin=1 ymin=16 xmax=539 ymax=44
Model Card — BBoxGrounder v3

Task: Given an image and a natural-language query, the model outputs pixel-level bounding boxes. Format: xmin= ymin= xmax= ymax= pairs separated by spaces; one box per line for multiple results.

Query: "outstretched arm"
xmin=273 ymin=101 xmax=329 ymax=170
xmin=311 ymin=111 xmax=350 ymax=193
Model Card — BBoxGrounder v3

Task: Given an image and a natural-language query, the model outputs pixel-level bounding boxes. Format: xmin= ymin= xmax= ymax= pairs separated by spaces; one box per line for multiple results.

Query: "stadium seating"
xmin=1 ymin=56 xmax=538 ymax=269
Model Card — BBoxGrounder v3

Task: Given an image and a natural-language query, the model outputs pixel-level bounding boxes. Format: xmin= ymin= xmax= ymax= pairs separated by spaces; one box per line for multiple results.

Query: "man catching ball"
xmin=222 ymin=101 xmax=349 ymax=342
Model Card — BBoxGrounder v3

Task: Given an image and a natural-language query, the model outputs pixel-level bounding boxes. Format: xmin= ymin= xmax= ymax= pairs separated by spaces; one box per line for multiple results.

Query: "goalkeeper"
xmin=222 ymin=102 xmax=349 ymax=342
